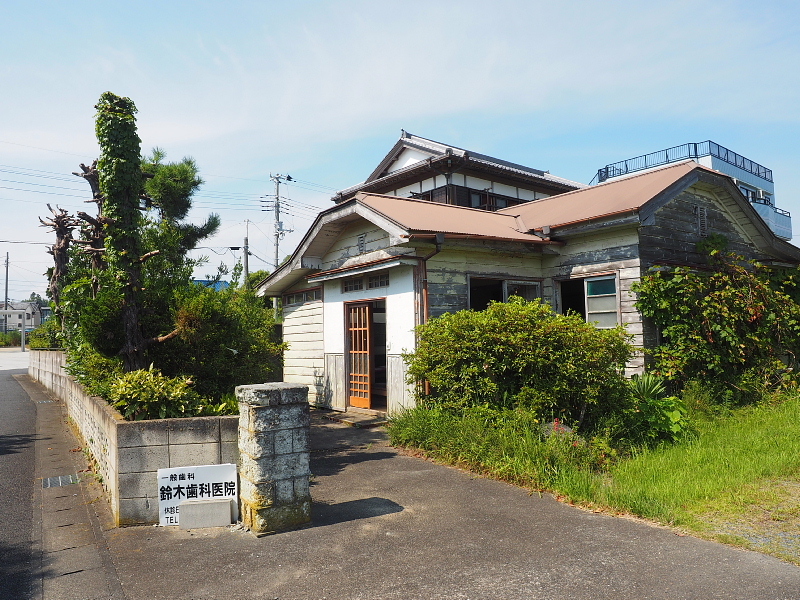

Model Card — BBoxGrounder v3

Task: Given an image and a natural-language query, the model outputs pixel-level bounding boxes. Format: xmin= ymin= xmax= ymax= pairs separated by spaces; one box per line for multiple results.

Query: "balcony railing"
xmin=595 ymin=141 xmax=773 ymax=184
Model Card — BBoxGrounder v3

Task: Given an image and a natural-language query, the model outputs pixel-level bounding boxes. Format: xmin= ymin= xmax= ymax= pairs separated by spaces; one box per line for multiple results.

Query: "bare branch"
xmin=138 ymin=250 xmax=160 ymax=263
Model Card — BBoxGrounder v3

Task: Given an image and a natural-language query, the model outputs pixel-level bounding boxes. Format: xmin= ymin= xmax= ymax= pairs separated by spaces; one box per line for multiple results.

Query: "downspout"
xmin=419 ymin=233 xmax=445 ymax=323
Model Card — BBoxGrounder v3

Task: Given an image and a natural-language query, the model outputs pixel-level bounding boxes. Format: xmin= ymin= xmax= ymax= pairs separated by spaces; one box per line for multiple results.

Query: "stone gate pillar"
xmin=236 ymin=383 xmax=311 ymax=534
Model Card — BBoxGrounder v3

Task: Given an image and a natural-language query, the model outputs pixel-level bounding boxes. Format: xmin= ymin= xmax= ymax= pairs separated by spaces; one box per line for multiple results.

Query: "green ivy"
xmin=633 ymin=251 xmax=800 ymax=402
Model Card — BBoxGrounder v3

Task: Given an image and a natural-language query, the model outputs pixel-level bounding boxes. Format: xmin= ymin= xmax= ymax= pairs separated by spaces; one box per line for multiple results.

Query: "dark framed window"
xmin=342 ymin=278 xmax=364 ymax=293
xmin=368 ymin=271 xmax=390 ymax=289
xmin=560 ymin=275 xmax=619 ymax=329
xmin=283 ymin=287 xmax=322 ymax=306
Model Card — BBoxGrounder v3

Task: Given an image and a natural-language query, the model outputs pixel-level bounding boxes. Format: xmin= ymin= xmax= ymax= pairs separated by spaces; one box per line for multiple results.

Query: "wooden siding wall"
xmin=323 ymin=353 xmax=346 ymax=410
xmin=640 ymin=188 xmax=759 ymax=269
xmin=541 ymin=227 xmax=644 ymax=373
xmin=426 ymin=244 xmax=544 ymax=318
xmin=282 ymin=300 xmax=324 ymax=405
xmin=321 ymin=221 xmax=391 ymax=271
xmin=387 ymin=355 xmax=413 ymax=414
xmin=638 ymin=187 xmax=771 ymax=352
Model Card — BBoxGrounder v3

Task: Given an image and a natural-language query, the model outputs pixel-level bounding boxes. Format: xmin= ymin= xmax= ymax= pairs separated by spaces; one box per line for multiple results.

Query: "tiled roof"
xmin=334 ymin=132 xmax=586 ymax=199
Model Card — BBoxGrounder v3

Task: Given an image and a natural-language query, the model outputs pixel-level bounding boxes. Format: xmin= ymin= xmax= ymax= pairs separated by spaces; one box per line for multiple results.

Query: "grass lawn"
xmin=389 ymin=394 xmax=800 ymax=564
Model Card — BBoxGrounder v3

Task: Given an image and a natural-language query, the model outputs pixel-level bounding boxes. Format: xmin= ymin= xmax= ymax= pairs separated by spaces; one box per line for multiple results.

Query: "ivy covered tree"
xmin=94 ymin=92 xmax=149 ymax=371
xmin=43 ymin=92 xmax=283 ymax=411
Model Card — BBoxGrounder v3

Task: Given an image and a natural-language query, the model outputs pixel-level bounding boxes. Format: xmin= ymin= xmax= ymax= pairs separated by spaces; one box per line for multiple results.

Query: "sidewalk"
xmin=15 ymin=367 xmax=800 ymax=600
xmin=16 ymin=373 xmax=125 ymax=599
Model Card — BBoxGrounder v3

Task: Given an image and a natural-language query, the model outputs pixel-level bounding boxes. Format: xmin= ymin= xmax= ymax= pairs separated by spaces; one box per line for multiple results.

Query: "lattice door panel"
xmin=347 ymin=303 xmax=372 ymax=408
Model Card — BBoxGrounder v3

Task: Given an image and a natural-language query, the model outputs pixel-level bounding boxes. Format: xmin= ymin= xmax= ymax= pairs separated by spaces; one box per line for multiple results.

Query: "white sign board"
xmin=156 ymin=463 xmax=238 ymax=526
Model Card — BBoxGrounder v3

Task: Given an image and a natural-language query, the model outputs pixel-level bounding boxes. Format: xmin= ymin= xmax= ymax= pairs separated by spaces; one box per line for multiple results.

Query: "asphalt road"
xmin=0 ymin=349 xmax=36 ymax=599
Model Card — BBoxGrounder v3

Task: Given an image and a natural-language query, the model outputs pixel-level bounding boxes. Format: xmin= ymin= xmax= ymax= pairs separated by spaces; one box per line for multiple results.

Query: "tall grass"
xmin=389 ymin=394 xmax=800 ymax=530
xmin=388 ymin=405 xmax=604 ymax=495
xmin=589 ymin=395 xmax=800 ymax=525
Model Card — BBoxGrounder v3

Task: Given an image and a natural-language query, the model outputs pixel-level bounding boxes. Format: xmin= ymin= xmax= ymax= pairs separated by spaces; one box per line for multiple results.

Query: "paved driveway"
xmin=102 ymin=415 xmax=800 ymax=600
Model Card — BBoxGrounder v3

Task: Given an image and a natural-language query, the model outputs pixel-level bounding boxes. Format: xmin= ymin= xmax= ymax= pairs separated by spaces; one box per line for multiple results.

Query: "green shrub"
xmin=405 ymin=298 xmax=632 ymax=432
xmin=389 ymin=404 xmax=612 ymax=492
xmin=148 ymin=283 xmax=284 ymax=399
xmin=63 ymin=340 xmax=124 ymax=399
xmin=27 ymin=318 xmax=61 ymax=349
xmin=0 ymin=330 xmax=21 ymax=347
xmin=197 ymin=392 xmax=239 ymax=416
xmin=107 ymin=365 xmax=204 ymax=420
xmin=621 ymin=373 xmax=690 ymax=445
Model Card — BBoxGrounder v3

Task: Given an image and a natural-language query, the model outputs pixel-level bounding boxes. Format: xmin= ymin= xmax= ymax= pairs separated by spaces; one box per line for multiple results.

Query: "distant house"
xmin=1 ymin=301 xmax=44 ymax=332
xmin=257 ymin=133 xmax=800 ymax=415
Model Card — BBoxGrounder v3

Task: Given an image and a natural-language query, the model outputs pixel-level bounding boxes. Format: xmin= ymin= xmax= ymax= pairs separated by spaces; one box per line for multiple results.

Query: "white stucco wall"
xmin=322 ymin=265 xmax=416 ymax=355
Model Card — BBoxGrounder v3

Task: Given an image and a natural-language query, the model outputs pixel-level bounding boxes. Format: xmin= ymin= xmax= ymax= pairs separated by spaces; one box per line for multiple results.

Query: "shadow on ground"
xmin=0 ymin=432 xmax=38 ymax=457
xmin=0 ymin=539 xmax=50 ymax=600
xmin=312 ymin=496 xmax=404 ymax=527
xmin=311 ymin=449 xmax=397 ymax=479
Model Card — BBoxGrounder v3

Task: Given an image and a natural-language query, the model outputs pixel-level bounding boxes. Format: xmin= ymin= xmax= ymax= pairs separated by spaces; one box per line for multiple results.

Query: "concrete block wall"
xmin=29 ymin=351 xmax=240 ymax=526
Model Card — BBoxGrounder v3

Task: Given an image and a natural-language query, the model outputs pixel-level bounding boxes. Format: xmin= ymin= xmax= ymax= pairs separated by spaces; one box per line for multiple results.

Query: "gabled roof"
xmin=334 ymin=131 xmax=586 ymax=201
xmin=256 ymin=192 xmax=552 ymax=296
xmin=357 ymin=193 xmax=543 ymax=242
xmin=499 ymin=160 xmax=800 ymax=261
xmin=257 ymin=159 xmax=800 ymax=296
xmin=498 ymin=161 xmax=702 ymax=230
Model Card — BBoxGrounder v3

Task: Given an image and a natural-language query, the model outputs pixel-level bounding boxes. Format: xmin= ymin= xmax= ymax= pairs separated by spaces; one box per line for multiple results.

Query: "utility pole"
xmin=243 ymin=219 xmax=249 ymax=289
xmin=262 ymin=175 xmax=294 ymax=321
xmin=268 ymin=174 xmax=294 ymax=271
xmin=4 ymin=253 xmax=8 ymax=334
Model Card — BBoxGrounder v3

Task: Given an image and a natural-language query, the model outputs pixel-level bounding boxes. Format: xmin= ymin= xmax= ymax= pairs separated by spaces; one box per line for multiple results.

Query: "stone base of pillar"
xmin=241 ymin=500 xmax=312 ymax=536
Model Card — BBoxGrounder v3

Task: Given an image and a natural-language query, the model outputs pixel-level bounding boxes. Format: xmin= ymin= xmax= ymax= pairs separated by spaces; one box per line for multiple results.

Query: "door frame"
xmin=344 ymin=297 xmax=386 ymax=410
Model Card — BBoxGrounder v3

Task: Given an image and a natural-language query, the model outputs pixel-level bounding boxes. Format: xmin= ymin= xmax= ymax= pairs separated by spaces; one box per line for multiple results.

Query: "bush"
xmin=389 ymin=404 xmax=613 ymax=492
xmin=27 ymin=318 xmax=61 ymax=349
xmin=405 ymin=297 xmax=632 ymax=432
xmin=619 ymin=373 xmax=690 ymax=445
xmin=108 ymin=365 xmax=204 ymax=421
xmin=148 ymin=283 xmax=284 ymax=399
xmin=63 ymin=342 xmax=124 ymax=399
xmin=0 ymin=330 xmax=21 ymax=347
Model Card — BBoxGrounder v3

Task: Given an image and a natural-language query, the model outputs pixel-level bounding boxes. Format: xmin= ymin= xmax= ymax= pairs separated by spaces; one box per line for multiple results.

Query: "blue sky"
xmin=2 ymin=0 xmax=800 ymax=300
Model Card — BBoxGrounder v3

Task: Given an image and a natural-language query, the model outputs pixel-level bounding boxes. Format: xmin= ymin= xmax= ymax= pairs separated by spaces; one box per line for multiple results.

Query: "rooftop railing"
xmin=595 ymin=141 xmax=773 ymax=184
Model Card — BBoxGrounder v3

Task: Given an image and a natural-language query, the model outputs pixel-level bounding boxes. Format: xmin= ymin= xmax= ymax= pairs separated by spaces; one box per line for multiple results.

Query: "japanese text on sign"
xmin=156 ymin=463 xmax=237 ymax=526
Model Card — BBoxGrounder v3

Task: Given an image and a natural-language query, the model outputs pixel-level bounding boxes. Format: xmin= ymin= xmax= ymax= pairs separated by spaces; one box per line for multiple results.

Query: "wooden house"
xmin=257 ymin=134 xmax=800 ymax=415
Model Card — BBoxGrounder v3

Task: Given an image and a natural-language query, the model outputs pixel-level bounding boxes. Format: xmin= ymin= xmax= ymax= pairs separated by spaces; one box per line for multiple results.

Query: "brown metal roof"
xmin=355 ymin=193 xmax=547 ymax=243
xmin=498 ymin=161 xmax=704 ymax=230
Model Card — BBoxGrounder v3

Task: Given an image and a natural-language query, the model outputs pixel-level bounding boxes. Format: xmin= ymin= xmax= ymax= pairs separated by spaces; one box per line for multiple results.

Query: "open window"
xmin=469 ymin=277 xmax=541 ymax=310
xmin=559 ymin=275 xmax=619 ymax=328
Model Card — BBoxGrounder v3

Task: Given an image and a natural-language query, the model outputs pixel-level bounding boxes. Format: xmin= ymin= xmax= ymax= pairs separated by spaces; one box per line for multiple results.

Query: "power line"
xmin=0 ymin=240 xmax=52 ymax=246
xmin=0 ymin=140 xmax=94 ymax=158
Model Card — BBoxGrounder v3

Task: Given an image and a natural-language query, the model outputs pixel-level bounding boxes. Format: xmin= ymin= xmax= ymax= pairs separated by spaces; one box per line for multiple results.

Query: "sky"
xmin=2 ymin=0 xmax=800 ymax=301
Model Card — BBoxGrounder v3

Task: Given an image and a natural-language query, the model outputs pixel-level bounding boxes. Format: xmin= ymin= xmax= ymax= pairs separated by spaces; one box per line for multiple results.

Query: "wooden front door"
xmin=347 ymin=303 xmax=372 ymax=408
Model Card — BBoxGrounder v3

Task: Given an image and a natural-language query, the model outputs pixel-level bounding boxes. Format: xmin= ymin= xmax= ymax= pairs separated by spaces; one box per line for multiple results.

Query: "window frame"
xmin=583 ymin=274 xmax=620 ymax=329
xmin=283 ymin=286 xmax=323 ymax=306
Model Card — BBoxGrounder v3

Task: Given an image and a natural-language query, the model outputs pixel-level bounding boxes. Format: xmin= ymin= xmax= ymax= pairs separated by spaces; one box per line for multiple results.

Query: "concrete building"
xmin=596 ymin=141 xmax=792 ymax=240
